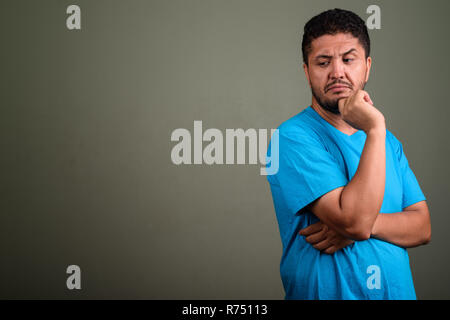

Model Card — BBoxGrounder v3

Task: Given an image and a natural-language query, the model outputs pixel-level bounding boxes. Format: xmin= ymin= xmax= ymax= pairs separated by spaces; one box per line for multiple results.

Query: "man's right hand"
xmin=299 ymin=221 xmax=355 ymax=254
xmin=338 ymin=90 xmax=385 ymax=134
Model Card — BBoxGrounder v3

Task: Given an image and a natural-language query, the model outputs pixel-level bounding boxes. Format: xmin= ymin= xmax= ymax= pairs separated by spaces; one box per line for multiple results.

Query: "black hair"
xmin=302 ymin=8 xmax=370 ymax=65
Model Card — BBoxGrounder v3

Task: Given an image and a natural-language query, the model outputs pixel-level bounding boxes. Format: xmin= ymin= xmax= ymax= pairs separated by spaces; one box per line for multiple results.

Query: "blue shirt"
xmin=266 ymin=106 xmax=426 ymax=300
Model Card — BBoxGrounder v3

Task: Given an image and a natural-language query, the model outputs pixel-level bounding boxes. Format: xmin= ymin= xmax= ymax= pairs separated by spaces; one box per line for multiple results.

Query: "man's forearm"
xmin=371 ymin=201 xmax=431 ymax=248
xmin=338 ymin=128 xmax=386 ymax=239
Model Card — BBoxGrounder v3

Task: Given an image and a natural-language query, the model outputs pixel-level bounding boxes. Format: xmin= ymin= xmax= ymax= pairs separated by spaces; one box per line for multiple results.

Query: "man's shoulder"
xmin=277 ymin=107 xmax=321 ymax=139
xmin=385 ymin=129 xmax=402 ymax=148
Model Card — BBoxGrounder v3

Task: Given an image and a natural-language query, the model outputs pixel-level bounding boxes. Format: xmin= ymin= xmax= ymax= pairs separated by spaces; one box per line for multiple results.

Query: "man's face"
xmin=303 ymin=33 xmax=372 ymax=114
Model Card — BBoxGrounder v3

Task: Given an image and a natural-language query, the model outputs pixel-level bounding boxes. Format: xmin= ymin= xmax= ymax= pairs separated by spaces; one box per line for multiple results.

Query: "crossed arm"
xmin=299 ymin=200 xmax=431 ymax=254
xmin=298 ymin=128 xmax=431 ymax=253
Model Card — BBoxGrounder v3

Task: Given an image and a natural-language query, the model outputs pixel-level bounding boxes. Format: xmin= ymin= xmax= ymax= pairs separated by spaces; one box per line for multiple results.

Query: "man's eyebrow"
xmin=314 ymin=48 xmax=358 ymax=60
xmin=342 ymin=48 xmax=357 ymax=56
xmin=314 ymin=54 xmax=332 ymax=60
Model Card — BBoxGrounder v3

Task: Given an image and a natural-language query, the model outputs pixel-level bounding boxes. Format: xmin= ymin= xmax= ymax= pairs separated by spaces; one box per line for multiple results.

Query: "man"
xmin=266 ymin=8 xmax=431 ymax=299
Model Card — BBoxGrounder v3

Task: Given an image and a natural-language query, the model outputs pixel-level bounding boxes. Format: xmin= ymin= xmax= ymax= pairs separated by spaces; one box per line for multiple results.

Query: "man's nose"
xmin=329 ymin=60 xmax=345 ymax=79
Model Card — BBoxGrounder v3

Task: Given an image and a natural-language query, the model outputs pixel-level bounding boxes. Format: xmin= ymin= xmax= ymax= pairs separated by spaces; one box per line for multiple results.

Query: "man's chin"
xmin=318 ymin=101 xmax=340 ymax=115
xmin=325 ymin=93 xmax=351 ymax=110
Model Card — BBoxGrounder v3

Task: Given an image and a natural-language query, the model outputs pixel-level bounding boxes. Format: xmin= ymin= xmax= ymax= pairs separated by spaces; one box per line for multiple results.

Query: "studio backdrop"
xmin=2 ymin=0 xmax=449 ymax=299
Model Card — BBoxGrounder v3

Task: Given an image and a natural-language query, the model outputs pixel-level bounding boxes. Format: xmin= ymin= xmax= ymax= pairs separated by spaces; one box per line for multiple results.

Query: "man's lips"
xmin=326 ymin=85 xmax=351 ymax=93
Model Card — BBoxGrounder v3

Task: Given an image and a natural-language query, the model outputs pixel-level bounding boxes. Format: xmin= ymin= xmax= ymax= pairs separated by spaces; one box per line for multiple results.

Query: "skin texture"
xmin=298 ymin=33 xmax=431 ymax=254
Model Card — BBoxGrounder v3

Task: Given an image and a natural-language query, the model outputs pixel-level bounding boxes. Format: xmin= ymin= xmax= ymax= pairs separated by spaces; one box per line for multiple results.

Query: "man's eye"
xmin=343 ymin=58 xmax=354 ymax=63
xmin=318 ymin=61 xmax=329 ymax=66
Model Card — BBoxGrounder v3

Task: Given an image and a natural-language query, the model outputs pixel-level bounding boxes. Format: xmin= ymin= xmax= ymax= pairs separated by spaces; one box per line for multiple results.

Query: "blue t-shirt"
xmin=266 ymin=106 xmax=426 ymax=300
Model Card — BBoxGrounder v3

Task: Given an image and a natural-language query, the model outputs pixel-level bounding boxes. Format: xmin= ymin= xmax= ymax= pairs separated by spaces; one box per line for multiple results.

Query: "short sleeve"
xmin=393 ymin=136 xmax=426 ymax=210
xmin=271 ymin=130 xmax=348 ymax=215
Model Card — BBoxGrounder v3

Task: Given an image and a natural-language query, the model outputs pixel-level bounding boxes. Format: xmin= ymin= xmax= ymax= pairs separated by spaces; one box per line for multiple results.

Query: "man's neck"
xmin=311 ymin=101 xmax=359 ymax=136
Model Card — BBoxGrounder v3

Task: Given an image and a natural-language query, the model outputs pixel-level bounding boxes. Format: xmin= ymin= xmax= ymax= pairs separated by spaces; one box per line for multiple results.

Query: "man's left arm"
xmin=300 ymin=201 xmax=431 ymax=252
xmin=300 ymin=133 xmax=431 ymax=252
xmin=370 ymin=200 xmax=431 ymax=248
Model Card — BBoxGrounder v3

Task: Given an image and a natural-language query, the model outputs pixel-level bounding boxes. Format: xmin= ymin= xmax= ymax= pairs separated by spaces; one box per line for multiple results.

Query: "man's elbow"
xmin=419 ymin=208 xmax=432 ymax=245
xmin=422 ymin=224 xmax=432 ymax=245
xmin=422 ymin=233 xmax=431 ymax=245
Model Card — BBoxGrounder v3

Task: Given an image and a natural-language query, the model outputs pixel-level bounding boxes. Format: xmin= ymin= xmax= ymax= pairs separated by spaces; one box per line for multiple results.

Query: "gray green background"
xmin=2 ymin=0 xmax=449 ymax=299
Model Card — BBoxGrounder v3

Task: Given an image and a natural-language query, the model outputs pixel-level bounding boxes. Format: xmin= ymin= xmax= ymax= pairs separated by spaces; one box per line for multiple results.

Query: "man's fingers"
xmin=338 ymin=98 xmax=347 ymax=114
xmin=323 ymin=240 xmax=355 ymax=254
xmin=305 ymin=228 xmax=328 ymax=244
xmin=313 ymin=238 xmax=332 ymax=251
xmin=299 ymin=222 xmax=323 ymax=236
xmin=363 ymin=93 xmax=374 ymax=105
xmin=323 ymin=246 xmax=338 ymax=255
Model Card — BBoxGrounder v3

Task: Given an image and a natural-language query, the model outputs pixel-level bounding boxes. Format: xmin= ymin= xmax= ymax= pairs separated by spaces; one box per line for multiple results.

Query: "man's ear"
xmin=303 ymin=63 xmax=311 ymax=88
xmin=365 ymin=56 xmax=372 ymax=83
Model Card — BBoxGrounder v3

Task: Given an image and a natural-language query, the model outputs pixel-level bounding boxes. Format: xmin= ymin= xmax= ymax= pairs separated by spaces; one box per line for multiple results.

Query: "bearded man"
xmin=266 ymin=8 xmax=431 ymax=300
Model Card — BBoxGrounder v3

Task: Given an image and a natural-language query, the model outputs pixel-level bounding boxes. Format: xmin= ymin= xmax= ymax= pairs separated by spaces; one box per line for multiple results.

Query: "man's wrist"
xmin=366 ymin=126 xmax=386 ymax=137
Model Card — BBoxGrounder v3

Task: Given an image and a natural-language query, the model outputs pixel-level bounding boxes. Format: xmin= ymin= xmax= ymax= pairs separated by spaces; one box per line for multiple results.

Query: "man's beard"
xmin=311 ymin=80 xmax=365 ymax=115
xmin=311 ymin=87 xmax=341 ymax=114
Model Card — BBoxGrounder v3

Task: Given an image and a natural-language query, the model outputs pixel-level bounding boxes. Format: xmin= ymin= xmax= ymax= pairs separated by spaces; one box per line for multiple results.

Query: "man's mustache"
xmin=325 ymin=80 xmax=353 ymax=92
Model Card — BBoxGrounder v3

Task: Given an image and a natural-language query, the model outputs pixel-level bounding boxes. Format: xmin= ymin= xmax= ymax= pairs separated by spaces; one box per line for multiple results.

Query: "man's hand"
xmin=299 ymin=221 xmax=355 ymax=254
xmin=338 ymin=89 xmax=385 ymax=133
